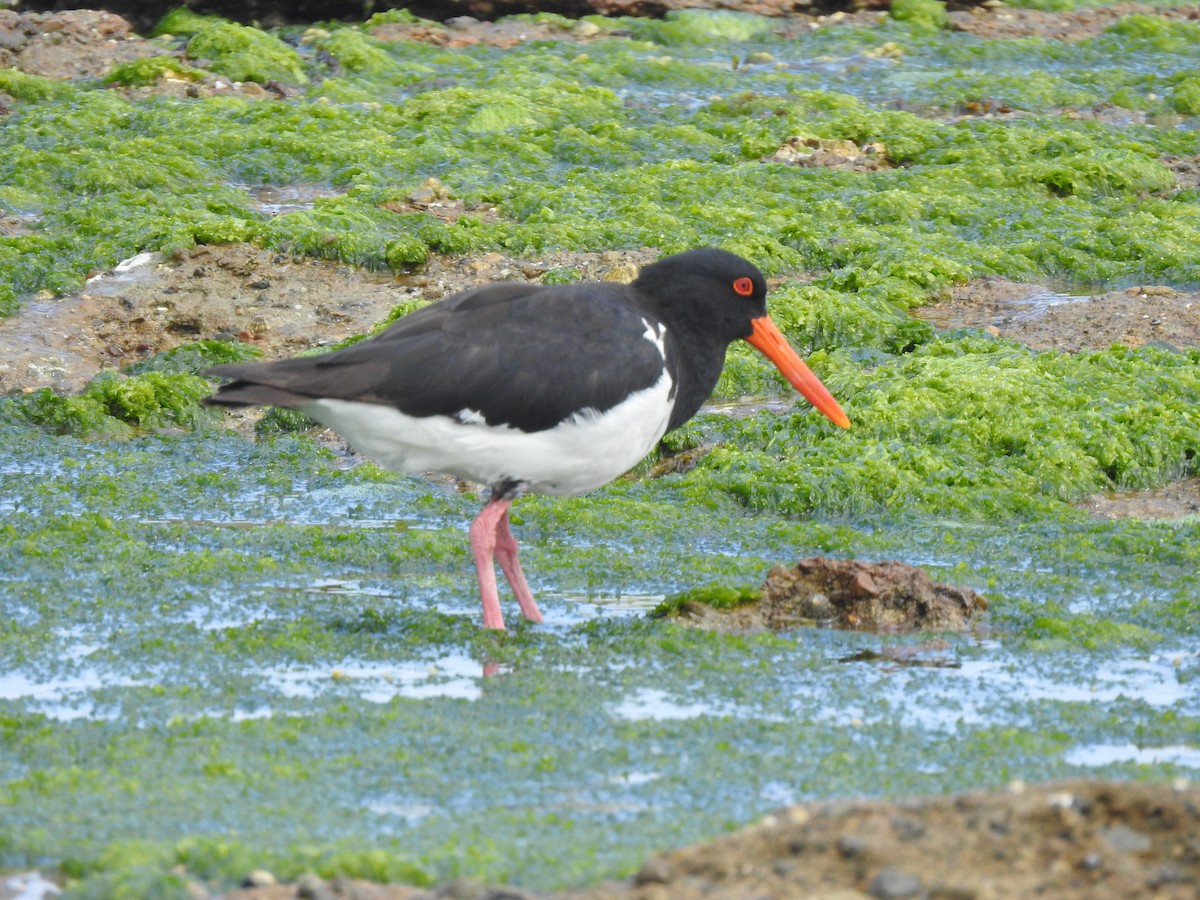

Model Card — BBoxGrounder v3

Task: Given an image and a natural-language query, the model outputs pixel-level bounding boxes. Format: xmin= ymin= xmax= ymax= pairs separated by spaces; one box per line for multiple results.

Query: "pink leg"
xmin=469 ymin=498 xmax=508 ymax=630
xmin=468 ymin=496 xmax=542 ymax=629
xmin=494 ymin=508 xmax=543 ymax=624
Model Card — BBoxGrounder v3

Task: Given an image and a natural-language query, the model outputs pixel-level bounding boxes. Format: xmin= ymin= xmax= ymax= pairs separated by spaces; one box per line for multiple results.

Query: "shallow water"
xmin=239 ymin=182 xmax=346 ymax=216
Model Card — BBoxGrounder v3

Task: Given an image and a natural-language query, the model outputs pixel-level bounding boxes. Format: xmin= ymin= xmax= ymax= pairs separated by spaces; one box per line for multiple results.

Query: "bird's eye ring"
xmin=732 ymin=277 xmax=755 ymax=296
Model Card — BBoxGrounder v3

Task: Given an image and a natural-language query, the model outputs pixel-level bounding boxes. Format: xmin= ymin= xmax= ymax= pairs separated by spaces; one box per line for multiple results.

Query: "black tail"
xmin=204 ymin=363 xmax=313 ymax=409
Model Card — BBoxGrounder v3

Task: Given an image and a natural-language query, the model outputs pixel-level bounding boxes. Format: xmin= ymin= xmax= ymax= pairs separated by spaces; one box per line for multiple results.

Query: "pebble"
xmin=633 ymin=856 xmax=674 ymax=885
xmin=836 ymin=834 xmax=868 ymax=858
xmin=601 ymin=262 xmax=638 ymax=284
xmin=1100 ymin=824 xmax=1152 ymax=853
xmin=242 ymin=869 xmax=277 ymax=888
xmin=434 ymin=878 xmax=489 ymax=899
xmin=890 ymin=816 xmax=925 ymax=840
xmin=1046 ymin=791 xmax=1075 ymax=809
xmin=296 ymin=872 xmax=337 ymax=900
xmin=868 ymin=867 xmax=923 ymax=899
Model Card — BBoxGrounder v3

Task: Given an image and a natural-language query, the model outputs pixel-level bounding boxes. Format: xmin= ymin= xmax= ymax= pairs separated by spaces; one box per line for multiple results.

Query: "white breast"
xmin=303 ymin=368 xmax=674 ymax=496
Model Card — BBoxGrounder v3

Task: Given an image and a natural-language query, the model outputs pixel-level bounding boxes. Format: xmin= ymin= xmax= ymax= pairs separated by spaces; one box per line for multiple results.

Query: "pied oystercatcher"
xmin=205 ymin=248 xmax=851 ymax=629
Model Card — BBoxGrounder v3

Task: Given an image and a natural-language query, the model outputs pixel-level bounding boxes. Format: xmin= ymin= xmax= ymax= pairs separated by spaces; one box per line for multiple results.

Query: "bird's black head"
xmin=632 ymin=248 xmax=768 ymax=342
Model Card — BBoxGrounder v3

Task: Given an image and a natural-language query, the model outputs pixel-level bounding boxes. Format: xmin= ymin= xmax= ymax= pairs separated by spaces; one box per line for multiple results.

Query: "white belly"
xmin=301 ymin=371 xmax=675 ymax=497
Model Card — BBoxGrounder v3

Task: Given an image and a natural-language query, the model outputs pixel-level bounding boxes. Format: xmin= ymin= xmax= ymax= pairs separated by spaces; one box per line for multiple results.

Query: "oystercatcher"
xmin=205 ymin=248 xmax=850 ymax=629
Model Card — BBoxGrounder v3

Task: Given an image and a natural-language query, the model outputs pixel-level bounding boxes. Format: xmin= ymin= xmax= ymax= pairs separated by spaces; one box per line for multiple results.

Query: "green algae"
xmin=304 ymin=28 xmax=413 ymax=79
xmin=3 ymin=7 xmax=1200 ymax=896
xmin=889 ymin=0 xmax=949 ymax=33
xmin=104 ymin=57 xmax=206 ymax=88
xmin=5 ymin=19 xmax=1200 ymax=310
xmin=676 ymin=340 xmax=1200 ymax=521
xmin=1172 ymin=76 xmax=1200 ymax=115
xmin=7 ymin=372 xmax=218 ymax=437
xmin=1025 ymin=612 xmax=1164 ymax=650
xmin=185 ymin=22 xmax=307 ymax=85
xmin=151 ymin=8 xmax=225 ymax=38
xmin=123 ymin=340 xmax=262 ymax=377
xmin=0 ymin=69 xmax=77 ymax=103
xmin=651 ymin=584 xmax=760 ymax=617
xmin=1100 ymin=13 xmax=1200 ymax=53
xmin=638 ymin=9 xmax=776 ymax=45
xmin=0 ymin=341 xmax=251 ymax=439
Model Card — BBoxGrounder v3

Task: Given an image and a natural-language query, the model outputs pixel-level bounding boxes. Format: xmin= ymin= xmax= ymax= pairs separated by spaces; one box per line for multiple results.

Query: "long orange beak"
xmin=746 ymin=316 xmax=851 ymax=429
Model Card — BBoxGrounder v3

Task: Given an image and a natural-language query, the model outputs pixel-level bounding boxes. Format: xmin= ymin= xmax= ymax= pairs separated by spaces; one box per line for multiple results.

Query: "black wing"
xmin=206 ymin=281 xmax=671 ymax=433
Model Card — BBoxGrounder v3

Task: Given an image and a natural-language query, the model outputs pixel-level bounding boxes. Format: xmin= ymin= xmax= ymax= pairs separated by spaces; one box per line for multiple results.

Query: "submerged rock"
xmin=662 ymin=557 xmax=987 ymax=632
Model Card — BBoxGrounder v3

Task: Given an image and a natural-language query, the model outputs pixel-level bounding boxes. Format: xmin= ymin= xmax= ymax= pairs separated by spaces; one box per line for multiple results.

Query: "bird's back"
xmin=207 ymin=280 xmax=673 ymax=434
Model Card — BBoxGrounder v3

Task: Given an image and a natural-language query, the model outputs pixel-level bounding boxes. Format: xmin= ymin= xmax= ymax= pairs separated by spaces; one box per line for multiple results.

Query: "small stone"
xmin=786 ymin=806 xmax=810 ymax=825
xmin=1047 ymin=791 xmax=1075 ymax=809
xmin=745 ymin=51 xmax=775 ymax=65
xmin=573 ymin=20 xmax=601 ymax=36
xmin=869 ymin=867 xmax=923 ymax=899
xmin=849 ymin=569 xmax=879 ymax=598
xmin=434 ymin=877 xmax=488 ymax=899
xmin=634 ymin=855 xmax=673 ymax=885
xmin=601 ymin=263 xmax=639 ymax=284
xmin=241 ymin=869 xmax=276 ymax=888
xmin=837 ymin=834 xmax=868 ymax=858
xmin=1150 ymin=861 xmax=1191 ymax=886
xmin=891 ymin=815 xmax=925 ymax=840
xmin=296 ymin=872 xmax=336 ymax=900
xmin=806 ymin=592 xmax=832 ymax=615
xmin=772 ymin=859 xmax=797 ymax=878
xmin=1100 ymin=824 xmax=1152 ymax=854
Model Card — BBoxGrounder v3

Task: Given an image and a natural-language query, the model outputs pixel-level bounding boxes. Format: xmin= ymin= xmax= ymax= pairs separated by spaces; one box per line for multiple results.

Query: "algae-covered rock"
xmin=304 ymin=28 xmax=402 ymax=78
xmin=1172 ymin=77 xmax=1200 ymax=117
xmin=11 ymin=370 xmax=218 ymax=436
xmin=652 ymin=9 xmax=775 ymax=45
xmin=891 ymin=0 xmax=949 ymax=33
xmin=662 ymin=558 xmax=987 ymax=632
xmin=105 ymin=56 xmax=206 ymax=88
xmin=186 ymin=22 xmax=307 ymax=85
xmin=152 ymin=8 xmax=224 ymax=39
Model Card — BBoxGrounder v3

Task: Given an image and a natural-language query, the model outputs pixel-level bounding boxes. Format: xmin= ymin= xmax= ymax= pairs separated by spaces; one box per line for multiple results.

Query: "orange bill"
xmin=746 ymin=316 xmax=851 ymax=429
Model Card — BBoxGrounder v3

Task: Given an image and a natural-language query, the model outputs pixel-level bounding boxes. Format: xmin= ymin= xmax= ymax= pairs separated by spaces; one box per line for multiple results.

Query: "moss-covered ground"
xmin=1 ymin=4 xmax=1198 ymax=896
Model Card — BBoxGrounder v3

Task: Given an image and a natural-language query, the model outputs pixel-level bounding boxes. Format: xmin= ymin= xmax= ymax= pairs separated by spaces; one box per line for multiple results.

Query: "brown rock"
xmin=667 ymin=558 xmax=986 ymax=633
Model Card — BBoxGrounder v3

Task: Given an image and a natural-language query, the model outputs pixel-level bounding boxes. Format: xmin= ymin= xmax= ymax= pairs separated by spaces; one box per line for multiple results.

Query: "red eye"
xmin=732 ymin=277 xmax=755 ymax=296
